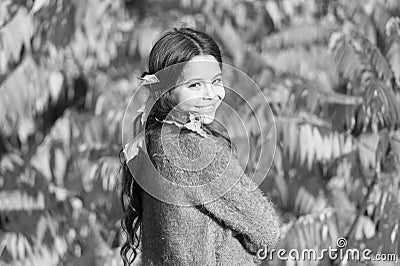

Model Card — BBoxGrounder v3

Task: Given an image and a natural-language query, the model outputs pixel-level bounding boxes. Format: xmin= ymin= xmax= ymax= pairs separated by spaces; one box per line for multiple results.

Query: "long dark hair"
xmin=119 ymin=26 xmax=235 ymax=265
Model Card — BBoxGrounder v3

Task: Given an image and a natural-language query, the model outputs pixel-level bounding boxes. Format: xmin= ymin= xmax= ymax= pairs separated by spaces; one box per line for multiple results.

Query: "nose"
xmin=203 ymin=81 xmax=218 ymax=99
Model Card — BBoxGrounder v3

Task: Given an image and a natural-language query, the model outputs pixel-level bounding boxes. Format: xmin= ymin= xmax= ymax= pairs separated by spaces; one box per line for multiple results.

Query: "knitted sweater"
xmin=139 ymin=124 xmax=281 ymax=266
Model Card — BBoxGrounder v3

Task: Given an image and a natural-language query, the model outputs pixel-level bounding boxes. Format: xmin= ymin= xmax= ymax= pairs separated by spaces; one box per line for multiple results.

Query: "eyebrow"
xmin=182 ymin=72 xmax=222 ymax=85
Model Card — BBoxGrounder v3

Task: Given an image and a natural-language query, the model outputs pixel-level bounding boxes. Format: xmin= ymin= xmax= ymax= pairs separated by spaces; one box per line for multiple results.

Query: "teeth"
xmin=197 ymin=104 xmax=214 ymax=110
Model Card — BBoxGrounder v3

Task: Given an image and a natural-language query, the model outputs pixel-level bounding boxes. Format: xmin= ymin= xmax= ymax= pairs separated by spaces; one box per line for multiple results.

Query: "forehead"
xmin=180 ymin=55 xmax=221 ymax=81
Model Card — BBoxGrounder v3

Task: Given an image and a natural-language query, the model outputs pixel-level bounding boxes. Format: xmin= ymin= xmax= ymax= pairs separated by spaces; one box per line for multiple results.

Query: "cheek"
xmin=171 ymin=89 xmax=203 ymax=109
xmin=216 ymin=85 xmax=225 ymax=100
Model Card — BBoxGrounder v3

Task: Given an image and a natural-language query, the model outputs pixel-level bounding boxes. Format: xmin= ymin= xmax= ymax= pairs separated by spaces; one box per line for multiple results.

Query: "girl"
xmin=119 ymin=27 xmax=280 ymax=265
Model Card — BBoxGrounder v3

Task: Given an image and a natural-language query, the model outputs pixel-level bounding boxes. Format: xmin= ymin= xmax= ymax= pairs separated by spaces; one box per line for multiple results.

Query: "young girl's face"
xmin=170 ymin=55 xmax=225 ymax=124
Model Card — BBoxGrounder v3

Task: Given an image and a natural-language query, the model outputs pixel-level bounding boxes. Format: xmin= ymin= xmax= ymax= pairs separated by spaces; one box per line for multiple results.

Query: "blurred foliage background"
xmin=0 ymin=0 xmax=400 ymax=265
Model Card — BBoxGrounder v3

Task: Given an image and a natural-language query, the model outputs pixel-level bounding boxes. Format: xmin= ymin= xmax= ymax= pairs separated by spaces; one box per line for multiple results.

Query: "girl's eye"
xmin=189 ymin=82 xmax=201 ymax=89
xmin=212 ymin=78 xmax=222 ymax=85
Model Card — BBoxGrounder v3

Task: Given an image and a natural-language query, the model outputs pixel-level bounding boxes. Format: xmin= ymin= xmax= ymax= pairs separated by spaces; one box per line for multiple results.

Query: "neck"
xmin=166 ymin=108 xmax=191 ymax=125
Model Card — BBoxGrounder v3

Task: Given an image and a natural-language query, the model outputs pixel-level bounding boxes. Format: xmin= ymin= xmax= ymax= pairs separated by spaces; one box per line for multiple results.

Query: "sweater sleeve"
xmin=199 ymin=166 xmax=280 ymax=256
xmin=148 ymin=126 xmax=281 ymax=256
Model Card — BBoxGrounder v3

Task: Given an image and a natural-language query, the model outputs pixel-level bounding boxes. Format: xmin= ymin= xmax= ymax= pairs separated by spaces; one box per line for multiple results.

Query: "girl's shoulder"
xmin=147 ymin=123 xmax=233 ymax=166
xmin=146 ymin=123 xmax=243 ymax=190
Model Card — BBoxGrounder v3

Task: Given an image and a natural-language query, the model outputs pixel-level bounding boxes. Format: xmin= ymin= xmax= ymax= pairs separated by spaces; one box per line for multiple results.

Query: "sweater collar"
xmin=155 ymin=110 xmax=208 ymax=138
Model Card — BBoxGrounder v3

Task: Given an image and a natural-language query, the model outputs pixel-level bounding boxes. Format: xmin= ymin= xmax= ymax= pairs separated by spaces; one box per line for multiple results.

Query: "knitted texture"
xmin=140 ymin=124 xmax=281 ymax=265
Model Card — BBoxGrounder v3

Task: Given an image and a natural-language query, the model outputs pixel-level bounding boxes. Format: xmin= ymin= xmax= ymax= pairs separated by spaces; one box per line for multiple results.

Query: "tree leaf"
xmin=384 ymin=17 xmax=400 ymax=89
xmin=0 ymin=8 xmax=34 ymax=68
xmin=329 ymin=32 xmax=375 ymax=88
xmin=351 ymin=32 xmax=395 ymax=89
xmin=263 ymin=23 xmax=334 ymax=51
xmin=288 ymin=120 xmax=298 ymax=164
xmin=0 ymin=56 xmax=58 ymax=140
xmin=358 ymin=132 xmax=380 ymax=171
xmin=30 ymin=0 xmax=49 ymax=14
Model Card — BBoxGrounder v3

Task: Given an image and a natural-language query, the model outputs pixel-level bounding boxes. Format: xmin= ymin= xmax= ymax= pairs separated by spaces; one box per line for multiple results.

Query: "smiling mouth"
xmin=195 ymin=102 xmax=218 ymax=111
